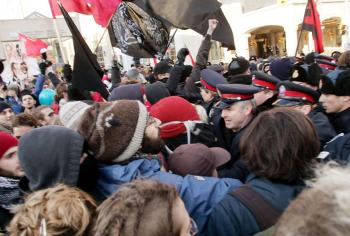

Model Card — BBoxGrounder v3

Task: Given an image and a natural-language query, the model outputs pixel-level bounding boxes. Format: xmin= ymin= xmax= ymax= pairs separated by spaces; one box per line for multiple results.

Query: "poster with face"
xmin=1 ymin=41 xmax=40 ymax=84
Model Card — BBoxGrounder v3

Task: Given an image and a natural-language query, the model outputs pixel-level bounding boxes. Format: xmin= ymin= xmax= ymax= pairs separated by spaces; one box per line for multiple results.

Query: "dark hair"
xmin=12 ymin=113 xmax=38 ymax=128
xmin=93 ymin=180 xmax=180 ymax=236
xmin=55 ymin=82 xmax=68 ymax=103
xmin=338 ymin=50 xmax=350 ymax=68
xmin=240 ymin=108 xmax=319 ymax=183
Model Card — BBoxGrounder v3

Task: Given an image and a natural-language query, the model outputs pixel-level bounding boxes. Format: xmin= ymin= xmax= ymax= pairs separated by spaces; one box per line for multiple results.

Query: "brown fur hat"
xmin=77 ymin=100 xmax=148 ymax=163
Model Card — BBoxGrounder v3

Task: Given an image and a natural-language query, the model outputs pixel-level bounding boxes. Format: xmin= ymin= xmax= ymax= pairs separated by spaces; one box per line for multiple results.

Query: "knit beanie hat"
xmin=149 ymin=96 xmax=200 ymax=139
xmin=144 ymin=81 xmax=170 ymax=105
xmin=269 ymin=58 xmax=293 ymax=81
xmin=0 ymin=102 xmax=11 ymax=113
xmin=108 ymin=84 xmax=144 ymax=102
xmin=77 ymin=100 xmax=148 ymax=163
xmin=0 ymin=131 xmax=18 ymax=158
xmin=59 ymin=101 xmax=91 ymax=130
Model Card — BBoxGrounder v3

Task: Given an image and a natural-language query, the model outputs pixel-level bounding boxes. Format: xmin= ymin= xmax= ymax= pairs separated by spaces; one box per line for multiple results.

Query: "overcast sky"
xmin=0 ymin=0 xmax=52 ymax=19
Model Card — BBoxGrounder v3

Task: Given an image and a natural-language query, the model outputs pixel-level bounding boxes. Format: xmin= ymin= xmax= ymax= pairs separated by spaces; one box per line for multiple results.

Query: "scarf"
xmin=0 ymin=176 xmax=21 ymax=212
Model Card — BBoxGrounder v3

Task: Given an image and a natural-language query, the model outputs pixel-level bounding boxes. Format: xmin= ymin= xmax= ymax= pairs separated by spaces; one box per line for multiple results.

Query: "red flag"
xmin=18 ymin=33 xmax=48 ymax=57
xmin=49 ymin=0 xmax=92 ymax=18
xmin=301 ymin=0 xmax=324 ymax=53
xmin=86 ymin=0 xmax=121 ymax=27
xmin=49 ymin=0 xmax=120 ymax=27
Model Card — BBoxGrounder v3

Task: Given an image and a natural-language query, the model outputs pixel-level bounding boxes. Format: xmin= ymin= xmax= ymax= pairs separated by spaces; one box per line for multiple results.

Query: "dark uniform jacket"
xmin=309 ymin=110 xmax=336 ymax=148
xmin=205 ymin=175 xmax=305 ymax=236
xmin=327 ymin=108 xmax=350 ymax=134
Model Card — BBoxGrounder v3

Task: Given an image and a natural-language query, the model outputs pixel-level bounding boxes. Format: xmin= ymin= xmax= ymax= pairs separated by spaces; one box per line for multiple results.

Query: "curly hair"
xmin=8 ymin=184 xmax=96 ymax=236
xmin=93 ymin=180 xmax=180 ymax=236
xmin=240 ymin=107 xmax=319 ymax=183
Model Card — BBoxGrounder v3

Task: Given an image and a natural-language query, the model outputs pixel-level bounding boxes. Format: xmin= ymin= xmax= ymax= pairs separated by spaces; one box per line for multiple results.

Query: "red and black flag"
xmin=58 ymin=2 xmax=109 ymax=100
xmin=301 ymin=0 xmax=324 ymax=53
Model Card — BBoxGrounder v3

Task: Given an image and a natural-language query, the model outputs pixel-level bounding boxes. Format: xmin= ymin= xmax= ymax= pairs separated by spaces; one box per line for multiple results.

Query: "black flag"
xmin=58 ymin=3 xmax=109 ymax=99
xmin=132 ymin=0 xmax=235 ymax=50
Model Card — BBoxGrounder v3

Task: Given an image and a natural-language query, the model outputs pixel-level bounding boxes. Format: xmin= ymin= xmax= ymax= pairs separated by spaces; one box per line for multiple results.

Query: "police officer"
xmin=319 ymin=70 xmax=350 ymax=134
xmin=251 ymin=71 xmax=280 ymax=113
xmin=216 ymin=84 xmax=261 ymax=180
xmin=198 ymin=69 xmax=228 ymax=119
xmin=275 ymin=81 xmax=336 ymax=147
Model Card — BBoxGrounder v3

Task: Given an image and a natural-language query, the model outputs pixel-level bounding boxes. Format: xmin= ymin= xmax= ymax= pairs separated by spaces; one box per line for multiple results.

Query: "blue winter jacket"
xmin=205 ymin=174 xmax=305 ymax=236
xmin=96 ymin=158 xmax=243 ymax=235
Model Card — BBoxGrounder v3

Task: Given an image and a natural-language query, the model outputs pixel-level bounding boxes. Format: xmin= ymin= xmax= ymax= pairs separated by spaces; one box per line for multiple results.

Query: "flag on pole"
xmin=301 ymin=0 xmax=324 ymax=53
xmin=58 ymin=2 xmax=109 ymax=100
xmin=18 ymin=33 xmax=48 ymax=57
xmin=49 ymin=0 xmax=91 ymax=18
xmin=49 ymin=0 xmax=120 ymax=27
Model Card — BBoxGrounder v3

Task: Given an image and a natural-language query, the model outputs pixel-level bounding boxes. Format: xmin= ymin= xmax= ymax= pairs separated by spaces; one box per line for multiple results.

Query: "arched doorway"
xmin=247 ymin=25 xmax=286 ymax=59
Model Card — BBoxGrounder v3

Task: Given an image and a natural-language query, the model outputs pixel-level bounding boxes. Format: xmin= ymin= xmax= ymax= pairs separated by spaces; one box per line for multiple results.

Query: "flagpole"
xmin=295 ymin=0 xmax=310 ymax=57
xmin=94 ymin=27 xmax=108 ymax=53
xmin=53 ymin=18 xmax=68 ymax=63
xmin=161 ymin=28 xmax=178 ymax=60
xmin=49 ymin=0 xmax=68 ymax=63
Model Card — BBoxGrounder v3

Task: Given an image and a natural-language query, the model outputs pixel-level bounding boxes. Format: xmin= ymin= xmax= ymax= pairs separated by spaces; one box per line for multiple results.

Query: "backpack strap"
xmin=230 ymin=185 xmax=282 ymax=231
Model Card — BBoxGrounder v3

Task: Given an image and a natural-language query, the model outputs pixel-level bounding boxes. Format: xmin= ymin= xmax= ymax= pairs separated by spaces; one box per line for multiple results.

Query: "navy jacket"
xmin=96 ymin=158 xmax=242 ymax=235
xmin=327 ymin=108 xmax=350 ymax=134
xmin=309 ymin=110 xmax=336 ymax=148
xmin=206 ymin=175 xmax=305 ymax=236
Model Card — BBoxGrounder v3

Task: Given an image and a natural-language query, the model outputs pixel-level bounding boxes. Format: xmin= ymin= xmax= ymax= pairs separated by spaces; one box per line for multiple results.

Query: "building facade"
xmin=174 ymin=0 xmax=350 ymax=64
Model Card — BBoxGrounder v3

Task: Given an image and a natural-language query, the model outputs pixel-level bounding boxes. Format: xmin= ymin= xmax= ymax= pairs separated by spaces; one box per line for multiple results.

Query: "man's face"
xmin=254 ymin=90 xmax=274 ymax=106
xmin=0 ymin=108 xmax=14 ymax=126
xmin=319 ymin=94 xmax=350 ymax=113
xmin=22 ymin=95 xmax=36 ymax=109
xmin=0 ymin=150 xmax=24 ymax=177
xmin=221 ymin=102 xmax=252 ymax=131
xmin=7 ymin=90 xmax=17 ymax=97
xmin=157 ymin=73 xmax=170 ymax=82
xmin=13 ymin=125 xmax=34 ymax=139
xmin=40 ymin=107 xmax=56 ymax=125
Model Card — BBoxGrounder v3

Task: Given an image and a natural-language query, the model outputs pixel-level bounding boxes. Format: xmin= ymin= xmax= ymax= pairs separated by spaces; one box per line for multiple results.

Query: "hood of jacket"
xmin=18 ymin=126 xmax=84 ymax=192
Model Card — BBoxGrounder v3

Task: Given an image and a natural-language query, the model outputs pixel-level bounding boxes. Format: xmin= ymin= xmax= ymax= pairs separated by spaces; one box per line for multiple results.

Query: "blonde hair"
xmin=8 ymin=184 xmax=96 ymax=236
xmin=274 ymin=163 xmax=350 ymax=236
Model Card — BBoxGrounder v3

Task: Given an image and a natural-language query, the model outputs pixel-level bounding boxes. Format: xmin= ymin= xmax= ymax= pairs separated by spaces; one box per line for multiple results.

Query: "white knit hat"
xmin=59 ymin=101 xmax=91 ymax=130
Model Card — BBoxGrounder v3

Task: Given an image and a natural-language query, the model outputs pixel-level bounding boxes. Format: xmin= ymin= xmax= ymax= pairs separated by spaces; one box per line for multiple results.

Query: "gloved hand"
xmin=177 ymin=48 xmax=190 ymax=65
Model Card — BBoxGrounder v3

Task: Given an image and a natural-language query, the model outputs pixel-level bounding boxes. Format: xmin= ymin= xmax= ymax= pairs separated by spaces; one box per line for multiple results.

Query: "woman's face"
xmin=173 ymin=197 xmax=198 ymax=236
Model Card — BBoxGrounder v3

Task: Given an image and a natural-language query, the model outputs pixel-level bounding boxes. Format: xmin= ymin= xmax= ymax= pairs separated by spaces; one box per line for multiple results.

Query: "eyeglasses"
xmin=190 ymin=218 xmax=199 ymax=236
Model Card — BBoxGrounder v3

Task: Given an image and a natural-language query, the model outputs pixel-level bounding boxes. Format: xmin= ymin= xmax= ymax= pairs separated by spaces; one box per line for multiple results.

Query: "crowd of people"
xmin=1 ymin=19 xmax=350 ymax=236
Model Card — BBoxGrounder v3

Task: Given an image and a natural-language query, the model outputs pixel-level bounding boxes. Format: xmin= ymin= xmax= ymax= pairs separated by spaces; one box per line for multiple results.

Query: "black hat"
xmin=228 ymin=57 xmax=250 ymax=76
xmin=199 ymin=69 xmax=228 ymax=92
xmin=290 ymin=63 xmax=322 ymax=87
xmin=154 ymin=61 xmax=173 ymax=75
xmin=217 ymin=84 xmax=261 ymax=109
xmin=320 ymin=69 xmax=350 ymax=96
xmin=227 ymin=74 xmax=252 ymax=85
xmin=251 ymin=71 xmax=280 ymax=90
xmin=274 ymin=81 xmax=319 ymax=106
xmin=0 ymin=102 xmax=11 ymax=112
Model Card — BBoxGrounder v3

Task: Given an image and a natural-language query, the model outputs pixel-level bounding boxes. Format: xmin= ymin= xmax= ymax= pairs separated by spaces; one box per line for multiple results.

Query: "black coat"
xmin=309 ymin=110 xmax=336 ymax=148
xmin=327 ymin=108 xmax=350 ymax=134
xmin=0 ymin=207 xmax=12 ymax=233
